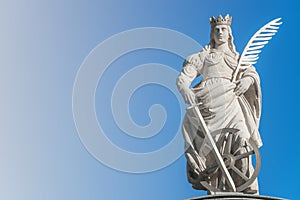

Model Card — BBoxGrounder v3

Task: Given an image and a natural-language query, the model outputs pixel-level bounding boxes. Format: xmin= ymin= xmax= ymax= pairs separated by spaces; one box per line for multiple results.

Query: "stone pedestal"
xmin=186 ymin=194 xmax=287 ymax=200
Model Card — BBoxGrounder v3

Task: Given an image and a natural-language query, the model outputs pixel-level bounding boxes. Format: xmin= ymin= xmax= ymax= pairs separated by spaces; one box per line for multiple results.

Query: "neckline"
xmin=210 ymin=48 xmax=237 ymax=59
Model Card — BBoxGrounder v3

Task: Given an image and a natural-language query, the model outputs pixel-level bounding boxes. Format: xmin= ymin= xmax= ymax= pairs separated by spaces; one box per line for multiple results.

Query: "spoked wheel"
xmin=199 ymin=128 xmax=261 ymax=193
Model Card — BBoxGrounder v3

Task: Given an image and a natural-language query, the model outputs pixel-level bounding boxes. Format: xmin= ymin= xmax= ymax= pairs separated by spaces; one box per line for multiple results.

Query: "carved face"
xmin=213 ymin=25 xmax=229 ymax=45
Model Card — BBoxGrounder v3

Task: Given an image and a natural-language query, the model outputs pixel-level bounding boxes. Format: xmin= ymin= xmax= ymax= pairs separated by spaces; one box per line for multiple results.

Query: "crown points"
xmin=210 ymin=14 xmax=232 ymax=27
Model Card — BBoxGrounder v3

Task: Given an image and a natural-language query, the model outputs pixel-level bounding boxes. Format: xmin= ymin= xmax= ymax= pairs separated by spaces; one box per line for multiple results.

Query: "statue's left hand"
xmin=234 ymin=77 xmax=253 ymax=96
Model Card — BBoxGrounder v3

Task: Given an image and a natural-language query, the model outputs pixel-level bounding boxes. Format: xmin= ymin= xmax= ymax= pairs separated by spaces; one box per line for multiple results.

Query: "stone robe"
xmin=177 ymin=47 xmax=262 ymax=192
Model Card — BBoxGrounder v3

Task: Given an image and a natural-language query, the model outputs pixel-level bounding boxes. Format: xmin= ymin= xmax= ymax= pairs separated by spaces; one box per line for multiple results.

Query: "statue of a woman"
xmin=177 ymin=15 xmax=262 ymax=194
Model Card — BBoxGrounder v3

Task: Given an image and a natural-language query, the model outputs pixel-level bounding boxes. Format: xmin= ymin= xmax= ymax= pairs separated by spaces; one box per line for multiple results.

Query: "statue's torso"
xmin=201 ymin=50 xmax=238 ymax=81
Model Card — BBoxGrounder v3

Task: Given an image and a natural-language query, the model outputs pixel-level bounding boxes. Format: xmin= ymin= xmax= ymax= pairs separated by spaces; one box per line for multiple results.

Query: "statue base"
xmin=186 ymin=194 xmax=287 ymax=200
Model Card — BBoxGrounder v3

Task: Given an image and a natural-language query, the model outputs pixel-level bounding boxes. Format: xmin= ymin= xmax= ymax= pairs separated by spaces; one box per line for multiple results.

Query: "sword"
xmin=187 ymin=103 xmax=236 ymax=192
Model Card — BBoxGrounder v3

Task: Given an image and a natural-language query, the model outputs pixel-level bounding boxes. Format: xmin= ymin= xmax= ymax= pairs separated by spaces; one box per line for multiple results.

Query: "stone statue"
xmin=177 ymin=15 xmax=282 ymax=195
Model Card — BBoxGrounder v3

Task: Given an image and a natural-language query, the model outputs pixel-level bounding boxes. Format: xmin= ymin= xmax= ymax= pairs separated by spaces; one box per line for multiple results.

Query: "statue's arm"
xmin=241 ymin=66 xmax=259 ymax=83
xmin=234 ymin=65 xmax=259 ymax=96
xmin=176 ymin=53 xmax=202 ymax=104
xmin=241 ymin=66 xmax=262 ymax=119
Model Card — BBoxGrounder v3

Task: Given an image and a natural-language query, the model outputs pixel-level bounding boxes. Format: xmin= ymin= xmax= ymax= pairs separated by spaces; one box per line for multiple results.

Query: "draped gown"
xmin=177 ymin=47 xmax=262 ymax=192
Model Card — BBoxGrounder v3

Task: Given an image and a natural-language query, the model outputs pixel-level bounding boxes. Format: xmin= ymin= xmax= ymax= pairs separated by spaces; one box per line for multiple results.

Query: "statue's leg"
xmin=182 ymin=110 xmax=207 ymax=190
xmin=232 ymin=134 xmax=258 ymax=194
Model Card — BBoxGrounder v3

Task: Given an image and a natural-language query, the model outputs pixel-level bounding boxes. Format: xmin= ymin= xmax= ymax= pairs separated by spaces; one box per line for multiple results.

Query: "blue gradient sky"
xmin=1 ymin=0 xmax=299 ymax=200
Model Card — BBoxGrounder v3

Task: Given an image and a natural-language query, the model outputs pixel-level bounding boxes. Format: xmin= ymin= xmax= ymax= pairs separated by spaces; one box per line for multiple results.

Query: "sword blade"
xmin=193 ymin=106 xmax=236 ymax=192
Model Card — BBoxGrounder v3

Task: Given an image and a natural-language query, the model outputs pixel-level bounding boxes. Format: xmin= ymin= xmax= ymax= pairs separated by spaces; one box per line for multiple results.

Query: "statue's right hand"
xmin=181 ymin=88 xmax=196 ymax=105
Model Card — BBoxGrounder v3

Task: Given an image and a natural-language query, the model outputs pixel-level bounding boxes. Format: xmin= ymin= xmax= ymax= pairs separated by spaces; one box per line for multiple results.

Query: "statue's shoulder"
xmin=184 ymin=45 xmax=210 ymax=67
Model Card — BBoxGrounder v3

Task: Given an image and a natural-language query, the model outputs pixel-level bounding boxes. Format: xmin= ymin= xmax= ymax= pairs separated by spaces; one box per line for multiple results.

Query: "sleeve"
xmin=242 ymin=66 xmax=262 ymax=119
xmin=176 ymin=51 xmax=205 ymax=93
xmin=239 ymin=66 xmax=263 ymax=147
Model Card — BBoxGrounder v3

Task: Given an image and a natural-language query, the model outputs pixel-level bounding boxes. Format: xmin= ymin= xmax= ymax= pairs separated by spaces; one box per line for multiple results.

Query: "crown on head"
xmin=210 ymin=14 xmax=232 ymax=27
